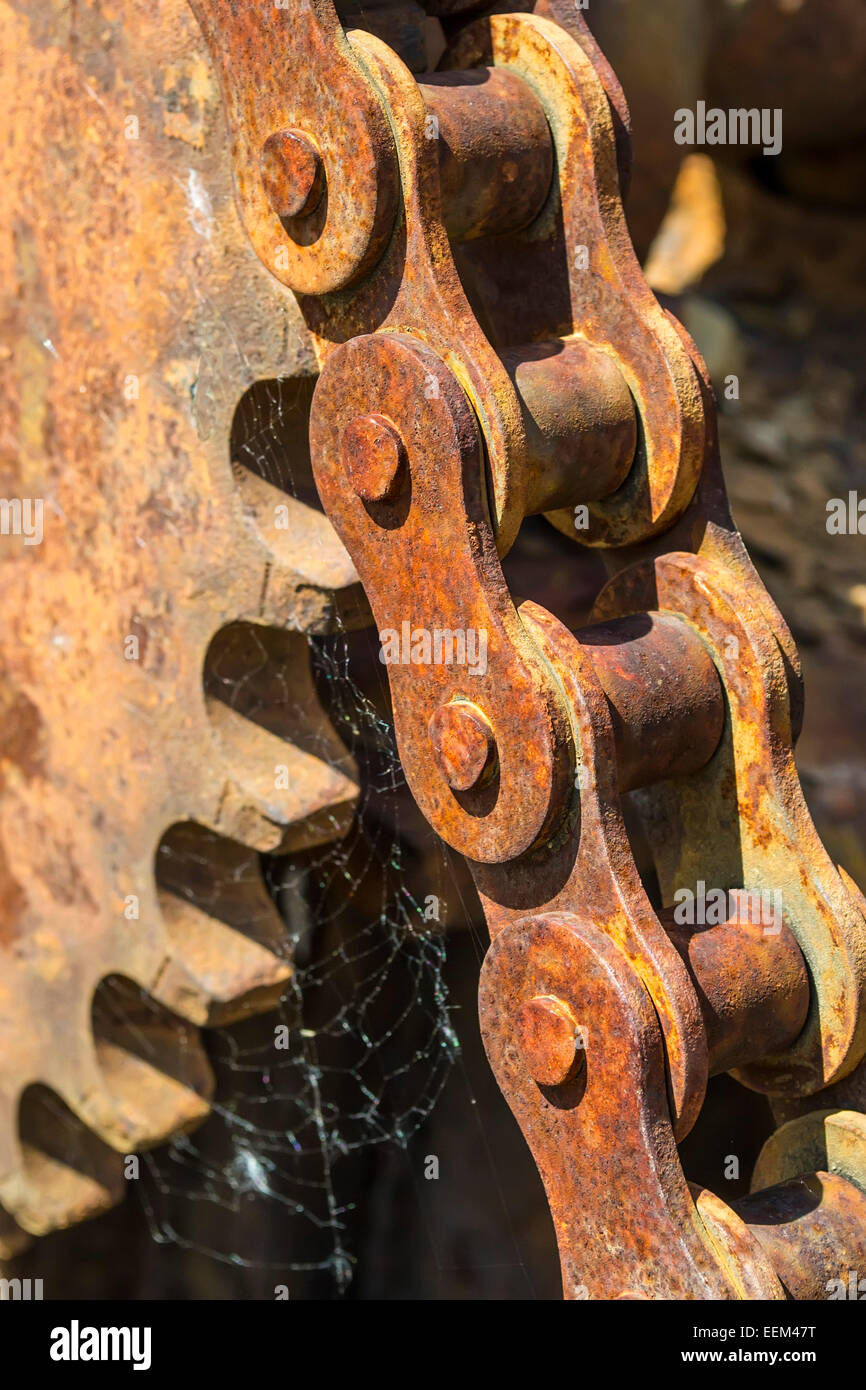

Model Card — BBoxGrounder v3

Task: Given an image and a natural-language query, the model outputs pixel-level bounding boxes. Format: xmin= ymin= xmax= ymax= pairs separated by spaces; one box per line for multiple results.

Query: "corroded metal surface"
xmin=594 ymin=550 xmax=866 ymax=1097
xmin=475 ymin=600 xmax=710 ymax=1140
xmin=500 ymin=339 xmax=636 ymax=512
xmin=577 ymin=611 xmax=724 ymax=792
xmin=732 ymin=1172 xmax=866 ymax=1301
xmin=6 ymin=0 xmax=866 ymax=1297
xmin=188 ymin=0 xmax=399 ymax=294
xmin=443 ymin=13 xmax=705 ymax=548
xmin=663 ymin=907 xmax=809 ymax=1078
xmin=419 ymin=67 xmax=553 ymax=242
xmin=288 ymin=0 xmax=866 ymax=1295
xmin=311 ymin=331 xmax=574 ymax=865
xmin=752 ymin=1108 xmax=866 ymax=1197
xmin=0 ymin=0 xmax=359 ymax=1249
xmin=479 ymin=912 xmax=736 ymax=1299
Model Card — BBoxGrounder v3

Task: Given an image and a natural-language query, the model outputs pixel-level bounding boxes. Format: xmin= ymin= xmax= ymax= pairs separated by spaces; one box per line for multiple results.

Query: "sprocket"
xmin=0 ymin=0 xmax=360 ymax=1252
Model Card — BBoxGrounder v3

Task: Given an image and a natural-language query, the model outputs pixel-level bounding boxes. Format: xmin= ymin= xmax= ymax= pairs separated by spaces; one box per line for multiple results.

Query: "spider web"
xmin=135 ymin=377 xmax=459 ymax=1295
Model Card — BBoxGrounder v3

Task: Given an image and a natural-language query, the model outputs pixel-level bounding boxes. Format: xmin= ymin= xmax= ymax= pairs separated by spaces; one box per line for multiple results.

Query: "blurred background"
xmin=3 ymin=0 xmax=866 ymax=1298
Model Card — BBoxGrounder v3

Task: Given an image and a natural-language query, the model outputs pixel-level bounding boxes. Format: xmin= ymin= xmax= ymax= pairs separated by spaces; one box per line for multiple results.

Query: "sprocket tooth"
xmin=155 ymin=890 xmax=292 ymax=1027
xmin=0 ymin=1206 xmax=31 ymax=1260
xmin=204 ymin=698 xmax=359 ymax=853
xmin=88 ymin=978 xmax=214 ymax=1152
xmin=202 ymin=621 xmax=359 ymax=759
xmin=0 ymin=1146 xmax=125 ymax=1238
xmin=153 ymin=823 xmax=293 ymax=1024
xmin=0 ymin=1089 xmax=124 ymax=1236
xmin=236 ymin=471 xmax=361 ymax=597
